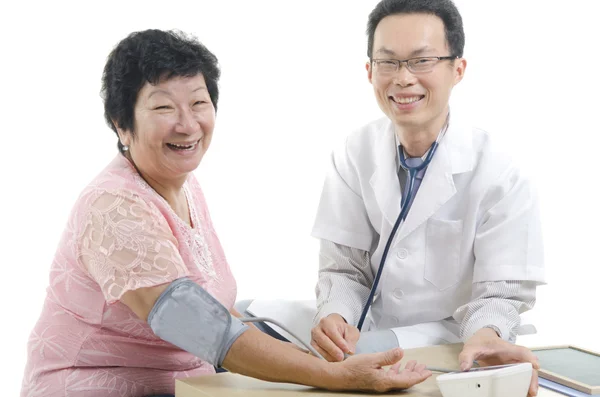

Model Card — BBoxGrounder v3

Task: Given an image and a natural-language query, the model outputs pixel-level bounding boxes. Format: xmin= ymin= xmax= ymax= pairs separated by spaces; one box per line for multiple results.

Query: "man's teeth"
xmin=393 ymin=96 xmax=422 ymax=104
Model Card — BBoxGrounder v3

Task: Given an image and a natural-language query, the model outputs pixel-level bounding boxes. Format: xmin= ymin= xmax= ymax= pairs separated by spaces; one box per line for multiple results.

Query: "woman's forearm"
xmin=222 ymin=328 xmax=343 ymax=390
xmin=229 ymin=307 xmax=259 ymax=330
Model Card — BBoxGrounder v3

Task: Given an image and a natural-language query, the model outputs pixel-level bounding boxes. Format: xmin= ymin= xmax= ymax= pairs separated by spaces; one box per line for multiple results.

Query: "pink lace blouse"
xmin=21 ymin=154 xmax=238 ymax=396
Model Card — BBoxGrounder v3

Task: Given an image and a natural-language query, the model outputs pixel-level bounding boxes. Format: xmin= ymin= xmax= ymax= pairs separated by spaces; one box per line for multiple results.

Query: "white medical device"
xmin=436 ymin=362 xmax=533 ymax=397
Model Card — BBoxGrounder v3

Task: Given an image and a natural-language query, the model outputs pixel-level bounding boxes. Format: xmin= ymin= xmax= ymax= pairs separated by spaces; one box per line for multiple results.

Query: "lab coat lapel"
xmin=393 ymin=115 xmax=475 ymax=242
xmin=368 ymin=117 xmax=474 ymax=237
xmin=369 ymin=123 xmax=402 ymax=226
xmin=394 ymin=141 xmax=456 ymax=242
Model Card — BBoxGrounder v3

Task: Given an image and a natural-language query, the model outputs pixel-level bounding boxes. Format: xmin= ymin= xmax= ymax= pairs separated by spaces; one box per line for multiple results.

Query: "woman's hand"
xmin=330 ymin=348 xmax=432 ymax=392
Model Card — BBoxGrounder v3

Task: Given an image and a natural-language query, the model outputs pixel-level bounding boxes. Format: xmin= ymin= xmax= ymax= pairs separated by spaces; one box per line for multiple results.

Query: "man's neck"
xmin=395 ymin=112 xmax=449 ymax=157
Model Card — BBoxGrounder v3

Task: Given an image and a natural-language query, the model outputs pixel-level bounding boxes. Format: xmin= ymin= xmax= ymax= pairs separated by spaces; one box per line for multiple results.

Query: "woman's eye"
xmin=154 ymin=105 xmax=171 ymax=110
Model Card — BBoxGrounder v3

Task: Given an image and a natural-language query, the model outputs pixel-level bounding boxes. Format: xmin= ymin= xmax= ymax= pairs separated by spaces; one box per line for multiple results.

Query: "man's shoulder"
xmin=467 ymin=125 xmax=535 ymax=188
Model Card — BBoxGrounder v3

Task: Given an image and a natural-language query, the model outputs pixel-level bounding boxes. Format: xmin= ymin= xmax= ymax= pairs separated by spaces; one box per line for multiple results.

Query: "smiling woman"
xmin=19 ymin=29 xmax=432 ymax=397
xmin=19 ymin=29 xmax=233 ymax=397
xmin=116 ymin=74 xmax=216 ymax=224
xmin=119 ymin=76 xmax=214 ymax=183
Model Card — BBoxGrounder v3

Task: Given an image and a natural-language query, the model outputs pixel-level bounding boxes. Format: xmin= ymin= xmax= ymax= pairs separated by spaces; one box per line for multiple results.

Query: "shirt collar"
xmin=395 ymin=113 xmax=450 ymax=174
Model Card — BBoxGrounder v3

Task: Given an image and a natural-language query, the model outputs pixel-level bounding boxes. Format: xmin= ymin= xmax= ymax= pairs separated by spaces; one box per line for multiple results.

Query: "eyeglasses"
xmin=371 ymin=56 xmax=458 ymax=75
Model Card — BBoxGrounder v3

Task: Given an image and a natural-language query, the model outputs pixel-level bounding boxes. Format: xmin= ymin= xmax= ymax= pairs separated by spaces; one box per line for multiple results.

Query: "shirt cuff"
xmin=314 ymin=301 xmax=356 ymax=327
xmin=461 ymin=317 xmax=512 ymax=343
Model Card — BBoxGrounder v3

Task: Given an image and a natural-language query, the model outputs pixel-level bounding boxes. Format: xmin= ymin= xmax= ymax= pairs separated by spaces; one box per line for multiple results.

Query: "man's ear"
xmin=366 ymin=60 xmax=374 ymax=84
xmin=453 ymin=58 xmax=467 ymax=86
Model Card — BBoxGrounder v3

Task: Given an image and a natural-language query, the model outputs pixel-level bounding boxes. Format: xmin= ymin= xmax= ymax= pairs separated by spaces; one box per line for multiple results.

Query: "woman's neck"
xmin=124 ymin=153 xmax=191 ymax=225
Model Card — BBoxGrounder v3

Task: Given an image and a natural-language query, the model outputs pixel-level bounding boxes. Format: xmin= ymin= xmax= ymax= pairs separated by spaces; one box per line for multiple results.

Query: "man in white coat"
xmin=310 ymin=1 xmax=544 ymax=395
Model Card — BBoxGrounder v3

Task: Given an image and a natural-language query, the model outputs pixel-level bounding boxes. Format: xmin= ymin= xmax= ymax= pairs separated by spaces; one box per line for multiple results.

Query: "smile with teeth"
xmin=391 ymin=95 xmax=424 ymax=104
xmin=166 ymin=139 xmax=201 ymax=151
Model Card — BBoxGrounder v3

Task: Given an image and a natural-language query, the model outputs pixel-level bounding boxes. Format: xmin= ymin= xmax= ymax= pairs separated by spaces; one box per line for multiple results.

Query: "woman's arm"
xmin=229 ymin=306 xmax=259 ymax=330
xmin=120 ymin=283 xmax=431 ymax=392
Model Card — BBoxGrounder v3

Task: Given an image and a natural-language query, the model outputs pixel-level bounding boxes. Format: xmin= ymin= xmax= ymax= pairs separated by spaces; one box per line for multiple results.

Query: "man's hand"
xmin=333 ymin=348 xmax=432 ymax=392
xmin=459 ymin=328 xmax=540 ymax=397
xmin=311 ymin=313 xmax=360 ymax=362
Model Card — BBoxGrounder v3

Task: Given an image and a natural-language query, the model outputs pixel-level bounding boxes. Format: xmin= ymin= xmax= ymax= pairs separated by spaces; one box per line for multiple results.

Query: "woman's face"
xmin=118 ymin=74 xmax=215 ymax=183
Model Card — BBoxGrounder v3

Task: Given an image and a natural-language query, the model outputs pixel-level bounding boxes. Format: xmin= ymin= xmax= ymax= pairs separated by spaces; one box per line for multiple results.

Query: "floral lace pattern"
xmin=21 ymin=155 xmax=237 ymax=396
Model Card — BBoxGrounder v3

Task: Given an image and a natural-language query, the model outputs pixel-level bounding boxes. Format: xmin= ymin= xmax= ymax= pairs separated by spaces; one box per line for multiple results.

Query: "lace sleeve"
xmin=78 ymin=190 xmax=190 ymax=304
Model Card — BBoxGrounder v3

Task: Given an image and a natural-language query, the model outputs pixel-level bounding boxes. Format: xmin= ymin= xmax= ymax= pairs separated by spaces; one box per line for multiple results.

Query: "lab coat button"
xmin=393 ymin=289 xmax=404 ymax=299
xmin=397 ymin=249 xmax=408 ymax=259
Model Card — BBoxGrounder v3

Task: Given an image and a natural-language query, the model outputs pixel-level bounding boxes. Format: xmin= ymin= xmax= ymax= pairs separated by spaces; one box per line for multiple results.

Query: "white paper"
xmin=246 ymin=299 xmax=317 ymax=348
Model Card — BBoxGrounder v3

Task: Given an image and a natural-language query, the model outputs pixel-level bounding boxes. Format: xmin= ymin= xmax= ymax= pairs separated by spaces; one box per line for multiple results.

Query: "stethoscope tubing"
xmin=356 ymin=139 xmax=441 ymax=331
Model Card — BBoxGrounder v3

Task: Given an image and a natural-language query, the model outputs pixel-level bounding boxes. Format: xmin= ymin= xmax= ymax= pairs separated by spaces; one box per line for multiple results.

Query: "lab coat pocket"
xmin=425 ymin=218 xmax=463 ymax=290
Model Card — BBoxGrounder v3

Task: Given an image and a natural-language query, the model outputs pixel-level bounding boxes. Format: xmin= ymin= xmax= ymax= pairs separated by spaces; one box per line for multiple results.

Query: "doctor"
xmin=310 ymin=1 xmax=544 ymax=395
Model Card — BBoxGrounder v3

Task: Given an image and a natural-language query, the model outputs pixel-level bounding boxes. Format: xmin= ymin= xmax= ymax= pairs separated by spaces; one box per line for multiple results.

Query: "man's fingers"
xmin=345 ymin=325 xmax=361 ymax=352
xmin=495 ymin=344 xmax=540 ymax=369
xmin=528 ymin=368 xmax=539 ymax=397
xmin=311 ymin=329 xmax=345 ymax=361
xmin=518 ymin=347 xmax=540 ymax=370
xmin=458 ymin=347 xmax=479 ymax=371
xmin=311 ymin=340 xmax=339 ymax=362
xmin=322 ymin=325 xmax=351 ymax=354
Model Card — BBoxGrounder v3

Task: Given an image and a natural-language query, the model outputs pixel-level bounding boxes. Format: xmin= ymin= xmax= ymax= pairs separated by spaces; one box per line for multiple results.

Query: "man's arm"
xmin=315 ymin=239 xmax=373 ymax=326
xmin=454 ymin=280 xmax=538 ymax=343
xmin=311 ymin=239 xmax=374 ymax=361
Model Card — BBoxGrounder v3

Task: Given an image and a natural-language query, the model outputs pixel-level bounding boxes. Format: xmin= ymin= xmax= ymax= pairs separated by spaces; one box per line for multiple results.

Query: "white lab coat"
xmin=312 ymin=115 xmax=545 ymax=346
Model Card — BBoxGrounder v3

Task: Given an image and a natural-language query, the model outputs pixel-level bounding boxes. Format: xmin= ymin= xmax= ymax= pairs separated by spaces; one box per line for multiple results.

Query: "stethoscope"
xmin=356 ymin=123 xmax=449 ymax=331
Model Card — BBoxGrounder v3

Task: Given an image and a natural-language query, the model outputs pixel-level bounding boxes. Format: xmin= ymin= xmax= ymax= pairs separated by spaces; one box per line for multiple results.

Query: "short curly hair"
xmin=101 ymin=29 xmax=220 ymax=153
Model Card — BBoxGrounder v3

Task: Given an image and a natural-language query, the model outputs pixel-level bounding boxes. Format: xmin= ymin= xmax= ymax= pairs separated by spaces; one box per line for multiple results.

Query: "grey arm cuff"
xmin=355 ymin=329 xmax=399 ymax=355
xmin=148 ymin=277 xmax=249 ymax=367
xmin=217 ymin=316 xmax=249 ymax=367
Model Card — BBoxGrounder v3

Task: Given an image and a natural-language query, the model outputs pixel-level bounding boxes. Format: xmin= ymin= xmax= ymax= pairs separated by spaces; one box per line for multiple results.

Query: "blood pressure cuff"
xmin=355 ymin=329 xmax=399 ymax=354
xmin=147 ymin=277 xmax=249 ymax=367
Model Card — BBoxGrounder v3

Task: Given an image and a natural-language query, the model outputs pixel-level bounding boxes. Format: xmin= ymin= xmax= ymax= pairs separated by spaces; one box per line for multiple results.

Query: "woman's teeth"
xmin=167 ymin=141 xmax=198 ymax=151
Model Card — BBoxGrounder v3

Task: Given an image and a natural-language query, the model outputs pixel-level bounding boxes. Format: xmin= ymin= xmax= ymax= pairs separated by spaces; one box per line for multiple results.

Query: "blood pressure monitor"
xmin=436 ymin=362 xmax=533 ymax=397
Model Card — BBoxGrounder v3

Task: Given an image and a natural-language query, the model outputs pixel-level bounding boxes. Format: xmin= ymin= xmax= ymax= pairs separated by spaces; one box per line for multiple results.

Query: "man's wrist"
xmin=316 ymin=301 xmax=356 ymax=326
xmin=328 ymin=313 xmax=348 ymax=324
xmin=482 ymin=325 xmax=502 ymax=338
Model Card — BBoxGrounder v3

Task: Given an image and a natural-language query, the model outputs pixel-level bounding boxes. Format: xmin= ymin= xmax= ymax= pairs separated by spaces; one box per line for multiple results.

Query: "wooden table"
xmin=176 ymin=344 xmax=562 ymax=396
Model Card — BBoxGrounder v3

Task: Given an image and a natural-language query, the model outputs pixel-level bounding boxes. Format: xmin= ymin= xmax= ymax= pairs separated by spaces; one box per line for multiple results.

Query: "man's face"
xmin=367 ymin=13 xmax=466 ymax=131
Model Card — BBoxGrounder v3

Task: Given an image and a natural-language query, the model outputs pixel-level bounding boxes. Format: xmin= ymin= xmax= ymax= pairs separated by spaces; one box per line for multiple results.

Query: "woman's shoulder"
xmin=68 ymin=156 xmax=161 ymax=224
xmin=76 ymin=155 xmax=150 ymax=202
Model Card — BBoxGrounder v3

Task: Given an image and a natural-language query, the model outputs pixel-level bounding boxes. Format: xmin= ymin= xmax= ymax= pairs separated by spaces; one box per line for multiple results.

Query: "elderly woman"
xmin=20 ymin=29 xmax=431 ymax=397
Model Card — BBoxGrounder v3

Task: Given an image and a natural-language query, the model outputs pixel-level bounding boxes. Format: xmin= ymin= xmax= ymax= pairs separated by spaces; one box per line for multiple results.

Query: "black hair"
xmin=101 ymin=29 xmax=220 ymax=153
xmin=367 ymin=0 xmax=465 ymax=58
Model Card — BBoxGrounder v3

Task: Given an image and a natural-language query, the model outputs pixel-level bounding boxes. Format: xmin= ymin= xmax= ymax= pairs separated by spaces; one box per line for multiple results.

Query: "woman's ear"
xmin=114 ymin=121 xmax=132 ymax=147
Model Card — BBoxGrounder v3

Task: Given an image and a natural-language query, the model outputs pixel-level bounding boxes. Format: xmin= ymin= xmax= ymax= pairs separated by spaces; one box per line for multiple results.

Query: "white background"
xmin=1 ymin=1 xmax=599 ymax=395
